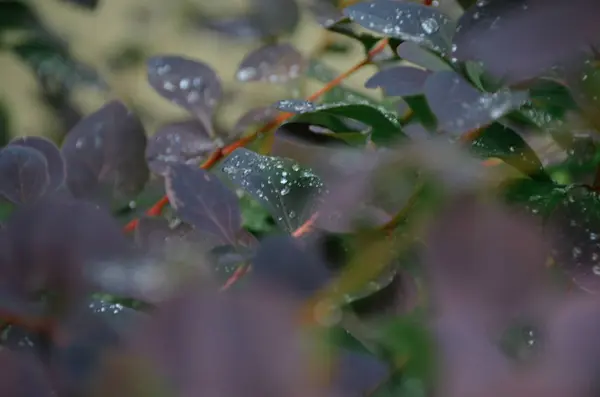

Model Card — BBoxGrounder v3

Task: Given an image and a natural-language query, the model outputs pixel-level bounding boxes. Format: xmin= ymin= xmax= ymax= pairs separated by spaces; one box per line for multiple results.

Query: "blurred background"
xmin=0 ymin=0 xmax=382 ymax=141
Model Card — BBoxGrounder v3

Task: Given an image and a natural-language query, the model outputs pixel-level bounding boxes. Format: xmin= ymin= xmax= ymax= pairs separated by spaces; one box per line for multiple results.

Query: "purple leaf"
xmin=147 ymin=55 xmax=222 ymax=118
xmin=236 ymin=43 xmax=306 ymax=83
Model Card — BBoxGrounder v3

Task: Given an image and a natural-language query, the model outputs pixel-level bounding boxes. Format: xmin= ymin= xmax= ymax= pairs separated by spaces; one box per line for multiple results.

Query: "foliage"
xmin=1 ymin=0 xmax=600 ymax=396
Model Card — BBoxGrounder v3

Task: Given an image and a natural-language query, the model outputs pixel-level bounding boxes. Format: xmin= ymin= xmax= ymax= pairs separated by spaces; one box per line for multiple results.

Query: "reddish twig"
xmin=124 ymin=38 xmax=390 ymax=233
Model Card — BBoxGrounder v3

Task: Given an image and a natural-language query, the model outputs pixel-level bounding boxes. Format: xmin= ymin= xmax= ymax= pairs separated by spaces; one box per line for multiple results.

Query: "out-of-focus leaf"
xmin=233 ymin=107 xmax=281 ymax=136
xmin=0 ymin=103 xmax=9 ymax=147
xmin=452 ymin=0 xmax=600 ymax=84
xmin=249 ymin=0 xmax=300 ymax=37
xmin=165 ymin=163 xmax=242 ymax=246
xmin=10 ymin=37 xmax=106 ymax=90
xmin=471 ymin=123 xmax=550 ymax=181
xmin=0 ymin=1 xmax=40 ymax=32
xmin=333 ymin=349 xmax=391 ymax=397
xmin=250 ymin=235 xmax=332 ymax=299
xmin=365 ymin=66 xmax=431 ymax=97
xmin=274 ymin=100 xmax=405 ymax=145
xmin=0 ymin=196 xmax=133 ymax=304
xmin=59 ymin=0 xmax=100 ymax=10
xmin=377 ymin=315 xmax=434 ymax=382
xmin=307 ymin=0 xmax=345 ymax=28
xmin=61 ymin=100 xmax=149 ymax=207
xmin=0 ymin=350 xmax=54 ymax=397
xmin=424 ymin=70 xmax=528 ymax=135
xmin=0 ymin=145 xmax=49 ymax=204
xmin=236 ymin=43 xmax=306 ymax=83
xmin=147 ymin=55 xmax=222 ymax=119
xmin=145 ymin=120 xmax=217 ymax=176
xmin=220 ymin=148 xmax=326 ymax=233
xmin=9 ymin=136 xmax=66 ymax=192
xmin=343 ymin=1 xmax=455 ymax=55
xmin=396 ymin=41 xmax=451 ymax=71
xmin=423 ymin=198 xmax=549 ymax=327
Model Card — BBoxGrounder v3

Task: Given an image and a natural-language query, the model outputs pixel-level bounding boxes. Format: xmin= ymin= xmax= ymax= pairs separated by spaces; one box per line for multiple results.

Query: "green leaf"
xmin=219 ymin=148 xmax=327 ymax=234
xmin=503 ymin=178 xmax=571 ymax=219
xmin=403 ymin=96 xmax=437 ymax=130
xmin=377 ymin=315 xmax=435 ymax=383
xmin=471 ymin=123 xmax=551 ymax=182
xmin=0 ymin=1 xmax=39 ymax=33
xmin=275 ymin=100 xmax=406 ymax=146
xmin=10 ymin=37 xmax=106 ymax=90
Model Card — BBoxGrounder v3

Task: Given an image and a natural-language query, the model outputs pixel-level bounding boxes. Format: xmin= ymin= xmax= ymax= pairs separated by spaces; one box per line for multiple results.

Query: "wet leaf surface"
xmin=471 ymin=123 xmax=550 ymax=181
xmin=274 ymin=100 xmax=405 ymax=145
xmin=343 ymin=1 xmax=456 ymax=55
xmin=0 ymin=145 xmax=49 ymax=204
xmin=61 ymin=100 xmax=149 ymax=206
xmin=424 ymin=70 xmax=528 ymax=135
xmin=547 ymin=188 xmax=600 ymax=294
xmin=396 ymin=41 xmax=451 ymax=71
xmin=9 ymin=136 xmax=66 ymax=193
xmin=365 ymin=66 xmax=431 ymax=97
xmin=236 ymin=43 xmax=306 ymax=83
xmin=165 ymin=163 xmax=242 ymax=246
xmin=452 ymin=0 xmax=600 ymax=84
xmin=220 ymin=148 xmax=327 ymax=233
xmin=145 ymin=120 xmax=217 ymax=176
xmin=147 ymin=55 xmax=222 ymax=118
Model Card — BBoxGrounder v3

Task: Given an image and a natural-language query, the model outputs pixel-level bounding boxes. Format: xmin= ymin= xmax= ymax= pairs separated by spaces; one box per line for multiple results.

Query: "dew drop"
xmin=593 ymin=265 xmax=600 ymax=276
xmin=420 ymin=18 xmax=439 ymax=34
xmin=281 ymin=186 xmax=291 ymax=196
xmin=237 ymin=67 xmax=257 ymax=82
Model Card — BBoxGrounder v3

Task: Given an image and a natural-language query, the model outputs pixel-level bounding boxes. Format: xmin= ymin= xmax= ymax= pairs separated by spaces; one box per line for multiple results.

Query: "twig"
xmin=123 ymin=39 xmax=390 ymax=233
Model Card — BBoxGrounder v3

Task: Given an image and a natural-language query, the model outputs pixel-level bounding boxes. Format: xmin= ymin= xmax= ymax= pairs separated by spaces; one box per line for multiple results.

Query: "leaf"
xmin=404 ymin=95 xmax=437 ymax=130
xmin=146 ymin=55 xmax=222 ymax=119
xmin=59 ymin=0 xmax=100 ymax=10
xmin=273 ymin=100 xmax=406 ymax=145
xmin=0 ymin=196 xmax=133 ymax=303
xmin=61 ymin=100 xmax=149 ymax=206
xmin=471 ymin=123 xmax=550 ymax=181
xmin=0 ymin=1 xmax=42 ymax=40
xmin=145 ymin=120 xmax=217 ymax=176
xmin=165 ymin=163 xmax=242 ymax=246
xmin=452 ymin=0 xmax=600 ymax=84
xmin=0 ymin=145 xmax=49 ymax=204
xmin=10 ymin=37 xmax=106 ymax=90
xmin=343 ymin=1 xmax=455 ymax=55
xmin=9 ymin=136 xmax=66 ymax=192
xmin=233 ymin=107 xmax=281 ymax=136
xmin=250 ymin=235 xmax=332 ymax=299
xmin=219 ymin=148 xmax=326 ymax=233
xmin=248 ymin=0 xmax=300 ymax=37
xmin=307 ymin=0 xmax=345 ymax=28
xmin=377 ymin=315 xmax=435 ymax=382
xmin=236 ymin=43 xmax=306 ymax=83
xmin=424 ymin=70 xmax=528 ymax=135
xmin=396 ymin=41 xmax=451 ymax=71
xmin=0 ymin=350 xmax=54 ymax=397
xmin=334 ymin=350 xmax=391 ymax=397
xmin=365 ymin=66 xmax=431 ymax=97
xmin=546 ymin=187 xmax=600 ymax=294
